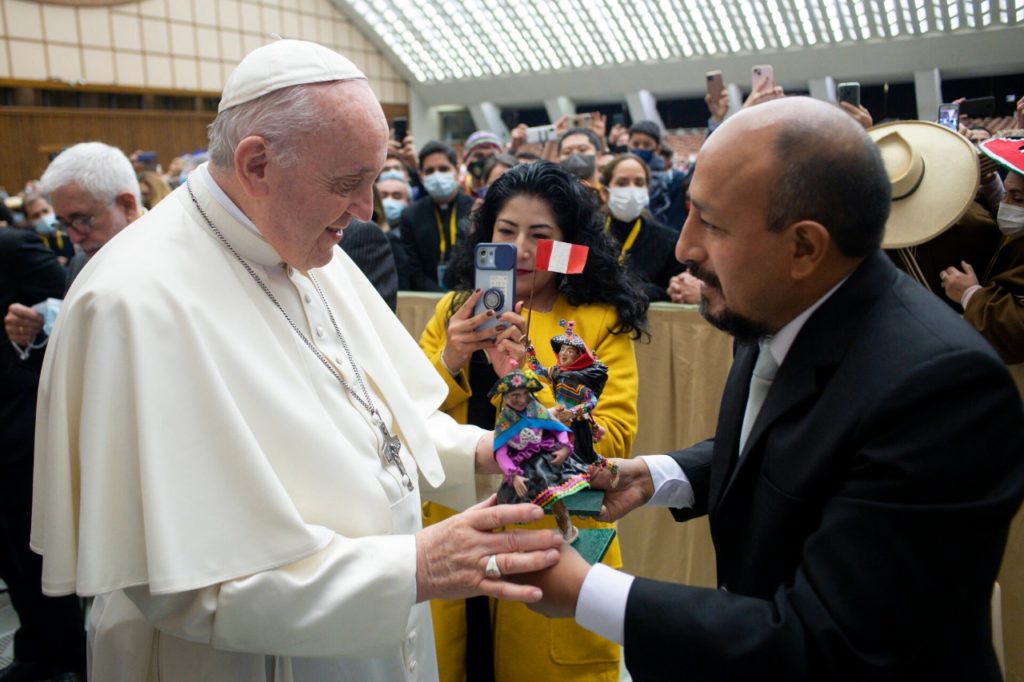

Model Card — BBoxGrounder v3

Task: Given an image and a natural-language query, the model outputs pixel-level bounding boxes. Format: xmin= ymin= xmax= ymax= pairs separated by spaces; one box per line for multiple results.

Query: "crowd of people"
xmin=0 ymin=36 xmax=1022 ymax=682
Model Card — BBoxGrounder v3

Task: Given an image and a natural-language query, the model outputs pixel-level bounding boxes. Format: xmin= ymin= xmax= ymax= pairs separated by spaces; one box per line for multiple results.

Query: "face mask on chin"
xmin=423 ymin=172 xmax=457 ymax=201
xmin=997 ymin=202 xmax=1024 ymax=238
xmin=608 ymin=186 xmax=649 ymax=222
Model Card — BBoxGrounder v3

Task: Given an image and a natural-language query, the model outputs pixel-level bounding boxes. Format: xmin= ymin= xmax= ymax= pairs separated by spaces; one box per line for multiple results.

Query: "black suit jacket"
xmin=624 ymin=252 xmax=1024 ymax=681
xmin=339 ymin=220 xmax=398 ymax=312
xmin=0 ymin=228 xmax=67 ymax=464
xmin=399 ymin=192 xmax=474 ymax=292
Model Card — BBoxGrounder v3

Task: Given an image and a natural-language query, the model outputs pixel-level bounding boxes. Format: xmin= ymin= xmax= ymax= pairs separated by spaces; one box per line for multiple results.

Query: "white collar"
xmin=763 ymin=275 xmax=850 ymax=367
xmin=198 ymin=163 xmax=263 ymax=238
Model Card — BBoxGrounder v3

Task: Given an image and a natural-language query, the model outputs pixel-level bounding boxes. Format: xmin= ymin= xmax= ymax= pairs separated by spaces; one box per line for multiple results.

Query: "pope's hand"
xmin=589 ymin=458 xmax=655 ymax=522
xmin=415 ymin=495 xmax=562 ymax=603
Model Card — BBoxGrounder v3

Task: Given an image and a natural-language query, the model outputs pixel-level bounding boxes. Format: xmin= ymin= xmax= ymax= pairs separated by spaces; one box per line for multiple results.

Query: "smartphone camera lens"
xmin=482 ymin=288 xmax=504 ymax=311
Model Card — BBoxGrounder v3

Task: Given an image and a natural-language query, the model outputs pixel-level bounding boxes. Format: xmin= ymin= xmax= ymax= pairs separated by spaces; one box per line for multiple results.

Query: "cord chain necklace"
xmin=188 ymin=180 xmax=412 ymax=491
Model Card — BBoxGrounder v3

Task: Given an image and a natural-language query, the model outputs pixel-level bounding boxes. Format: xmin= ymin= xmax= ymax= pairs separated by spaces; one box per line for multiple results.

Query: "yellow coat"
xmin=420 ymin=291 xmax=639 ymax=682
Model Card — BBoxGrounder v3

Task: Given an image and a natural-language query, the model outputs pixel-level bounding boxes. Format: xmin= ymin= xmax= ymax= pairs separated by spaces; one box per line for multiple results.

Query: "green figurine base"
xmin=545 ymin=488 xmax=615 ymax=564
xmin=560 ymin=488 xmax=604 ymax=517
xmin=571 ymin=527 xmax=616 ymax=565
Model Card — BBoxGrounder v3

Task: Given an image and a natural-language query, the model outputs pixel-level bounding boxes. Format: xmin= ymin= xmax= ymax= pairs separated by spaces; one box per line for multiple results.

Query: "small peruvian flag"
xmin=535 ymin=239 xmax=589 ymax=274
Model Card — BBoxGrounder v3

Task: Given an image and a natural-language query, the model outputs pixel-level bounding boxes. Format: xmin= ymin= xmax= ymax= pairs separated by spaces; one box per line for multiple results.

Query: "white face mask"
xmin=607 ymin=186 xmax=649 ymax=222
xmin=997 ymin=202 xmax=1024 ymax=238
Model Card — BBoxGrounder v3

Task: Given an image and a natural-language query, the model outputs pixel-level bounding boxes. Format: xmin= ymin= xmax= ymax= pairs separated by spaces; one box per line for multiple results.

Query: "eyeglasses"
xmin=55 ymin=214 xmax=95 ymax=236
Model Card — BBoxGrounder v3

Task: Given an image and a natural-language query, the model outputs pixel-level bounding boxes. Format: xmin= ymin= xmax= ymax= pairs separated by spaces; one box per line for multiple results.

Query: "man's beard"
xmin=686 ymin=262 xmax=770 ymax=342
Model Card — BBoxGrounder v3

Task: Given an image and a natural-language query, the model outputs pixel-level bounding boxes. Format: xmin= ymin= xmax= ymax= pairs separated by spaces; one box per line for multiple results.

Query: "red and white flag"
xmin=535 ymin=239 xmax=588 ymax=274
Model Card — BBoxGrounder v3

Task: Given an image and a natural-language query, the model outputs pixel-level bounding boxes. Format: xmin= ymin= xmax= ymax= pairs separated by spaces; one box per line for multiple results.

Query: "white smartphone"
xmin=752 ymin=64 xmax=774 ymax=91
xmin=525 ymin=124 xmax=558 ymax=145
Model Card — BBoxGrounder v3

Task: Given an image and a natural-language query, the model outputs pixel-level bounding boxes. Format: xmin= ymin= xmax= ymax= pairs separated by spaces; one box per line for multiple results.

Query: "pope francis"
xmin=30 ymin=40 xmax=563 ymax=681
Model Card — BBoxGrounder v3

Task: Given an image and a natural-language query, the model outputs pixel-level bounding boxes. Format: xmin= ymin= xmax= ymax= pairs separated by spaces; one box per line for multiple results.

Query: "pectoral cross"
xmin=374 ymin=412 xmax=413 ymax=491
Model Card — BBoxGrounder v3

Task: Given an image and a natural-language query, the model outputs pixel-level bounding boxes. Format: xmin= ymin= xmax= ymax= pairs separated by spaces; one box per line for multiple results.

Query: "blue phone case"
xmin=473 ymin=243 xmax=517 ymax=332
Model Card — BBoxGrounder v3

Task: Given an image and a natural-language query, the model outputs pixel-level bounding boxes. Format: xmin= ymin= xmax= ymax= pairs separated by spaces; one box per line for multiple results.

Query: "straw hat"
xmin=868 ymin=120 xmax=979 ymax=249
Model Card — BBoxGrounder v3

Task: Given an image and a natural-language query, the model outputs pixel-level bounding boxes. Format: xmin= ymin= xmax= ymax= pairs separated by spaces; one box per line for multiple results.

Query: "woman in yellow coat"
xmin=419 ymin=161 xmax=650 ymax=682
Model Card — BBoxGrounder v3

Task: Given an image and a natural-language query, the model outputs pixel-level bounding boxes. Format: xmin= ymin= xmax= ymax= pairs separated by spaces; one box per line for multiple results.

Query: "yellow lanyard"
xmin=435 ymin=206 xmax=457 ymax=259
xmin=605 ymin=216 xmax=642 ymax=264
xmin=39 ymin=231 xmax=65 ymax=250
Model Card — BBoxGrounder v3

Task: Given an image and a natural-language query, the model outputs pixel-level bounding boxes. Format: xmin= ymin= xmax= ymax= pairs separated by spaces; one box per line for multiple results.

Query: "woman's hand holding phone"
xmin=443 ymin=292 xmax=528 ymax=376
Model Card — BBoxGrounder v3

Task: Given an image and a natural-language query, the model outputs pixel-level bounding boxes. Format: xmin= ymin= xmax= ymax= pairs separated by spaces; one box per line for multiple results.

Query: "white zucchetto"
xmin=219 ymin=39 xmax=366 ymax=112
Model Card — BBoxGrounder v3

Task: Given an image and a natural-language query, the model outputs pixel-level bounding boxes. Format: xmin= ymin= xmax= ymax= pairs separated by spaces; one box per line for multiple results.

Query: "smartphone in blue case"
xmin=473 ymin=243 xmax=517 ymax=333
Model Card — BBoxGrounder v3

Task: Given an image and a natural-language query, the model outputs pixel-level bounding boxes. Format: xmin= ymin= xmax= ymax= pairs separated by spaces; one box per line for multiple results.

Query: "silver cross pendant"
xmin=376 ymin=419 xmax=413 ymax=491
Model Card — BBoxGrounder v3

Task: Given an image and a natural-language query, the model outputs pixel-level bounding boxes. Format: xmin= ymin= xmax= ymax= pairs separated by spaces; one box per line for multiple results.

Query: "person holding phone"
xmin=419 ymin=162 xmax=648 ymax=682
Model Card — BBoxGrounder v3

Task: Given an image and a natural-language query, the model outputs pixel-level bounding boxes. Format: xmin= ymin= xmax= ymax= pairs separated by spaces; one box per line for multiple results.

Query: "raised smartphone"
xmin=567 ymin=112 xmax=593 ymax=129
xmin=752 ymin=64 xmax=774 ymax=91
xmin=393 ymin=116 xmax=408 ymax=142
xmin=837 ymin=82 xmax=861 ymax=108
xmin=937 ymin=103 xmax=960 ymax=131
xmin=473 ymin=243 xmax=517 ymax=333
xmin=706 ymin=70 xmax=725 ymax=103
xmin=959 ymin=96 xmax=995 ymax=119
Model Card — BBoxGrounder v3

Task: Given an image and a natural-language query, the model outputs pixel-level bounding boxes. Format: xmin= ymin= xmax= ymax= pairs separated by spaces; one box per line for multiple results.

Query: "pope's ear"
xmin=788 ymin=220 xmax=831 ymax=280
xmin=234 ymin=136 xmax=272 ymax=198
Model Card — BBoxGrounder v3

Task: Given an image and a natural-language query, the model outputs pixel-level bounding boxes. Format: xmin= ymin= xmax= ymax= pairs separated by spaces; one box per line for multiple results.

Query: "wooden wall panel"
xmin=0 ymin=107 xmax=214 ymax=193
xmin=0 ymin=103 xmax=411 ymax=194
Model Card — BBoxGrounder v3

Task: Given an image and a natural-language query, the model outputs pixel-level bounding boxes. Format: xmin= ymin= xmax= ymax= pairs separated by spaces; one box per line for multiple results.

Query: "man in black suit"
xmin=0 ymin=228 xmax=85 ymax=682
xmin=400 ymin=141 xmax=474 ymax=291
xmin=523 ymin=97 xmax=1024 ymax=680
xmin=339 ymin=219 xmax=399 ymax=312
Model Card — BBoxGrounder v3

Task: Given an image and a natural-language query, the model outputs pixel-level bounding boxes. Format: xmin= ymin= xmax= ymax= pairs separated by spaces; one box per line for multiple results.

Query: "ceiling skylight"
xmin=344 ymin=0 xmax=1021 ymax=83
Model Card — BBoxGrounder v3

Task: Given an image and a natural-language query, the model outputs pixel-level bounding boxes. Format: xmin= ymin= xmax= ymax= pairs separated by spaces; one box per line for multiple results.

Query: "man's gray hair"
xmin=40 ymin=142 xmax=141 ymax=207
xmin=207 ymin=83 xmax=329 ymax=170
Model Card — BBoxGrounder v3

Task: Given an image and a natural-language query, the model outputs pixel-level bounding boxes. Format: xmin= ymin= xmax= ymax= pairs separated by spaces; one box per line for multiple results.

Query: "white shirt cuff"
xmin=641 ymin=454 xmax=695 ymax=508
xmin=961 ymin=284 xmax=983 ymax=311
xmin=575 ymin=562 xmax=634 ymax=646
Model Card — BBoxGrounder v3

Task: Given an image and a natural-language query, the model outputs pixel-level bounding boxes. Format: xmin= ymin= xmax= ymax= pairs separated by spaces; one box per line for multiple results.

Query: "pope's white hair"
xmin=207 ymin=83 xmax=334 ymax=170
xmin=40 ymin=142 xmax=141 ymax=206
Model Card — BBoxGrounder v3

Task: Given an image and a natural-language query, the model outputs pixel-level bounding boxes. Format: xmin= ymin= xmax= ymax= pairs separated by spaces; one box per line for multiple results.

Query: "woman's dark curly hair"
xmin=445 ymin=161 xmax=649 ymax=339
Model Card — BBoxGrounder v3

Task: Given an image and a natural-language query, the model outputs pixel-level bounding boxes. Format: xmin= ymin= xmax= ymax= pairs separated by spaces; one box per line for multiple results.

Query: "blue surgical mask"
xmin=33 ymin=212 xmax=57 ymax=235
xmin=423 ymin=172 xmax=457 ymax=201
xmin=382 ymin=197 xmax=406 ymax=226
xmin=31 ymin=297 xmax=62 ymax=337
xmin=630 ymin=148 xmax=655 ymax=164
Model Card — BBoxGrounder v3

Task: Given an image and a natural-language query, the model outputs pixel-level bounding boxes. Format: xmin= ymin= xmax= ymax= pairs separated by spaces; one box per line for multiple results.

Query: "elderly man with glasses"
xmin=4 ymin=142 xmax=141 ymax=347
xmin=0 ymin=143 xmax=138 ymax=682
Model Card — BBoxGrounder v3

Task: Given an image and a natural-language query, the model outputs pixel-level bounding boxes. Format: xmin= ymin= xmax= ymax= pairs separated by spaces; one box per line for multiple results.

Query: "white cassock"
xmin=30 ymin=166 xmax=484 ymax=681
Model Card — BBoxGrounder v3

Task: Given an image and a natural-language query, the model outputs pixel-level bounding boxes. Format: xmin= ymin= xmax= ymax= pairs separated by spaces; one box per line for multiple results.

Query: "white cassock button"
xmin=408 ymin=631 xmax=416 ymax=645
xmin=304 ymin=293 xmax=312 ymax=304
xmin=315 ymin=325 xmax=325 ymax=338
xmin=335 ymin=357 xmax=344 ymax=366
